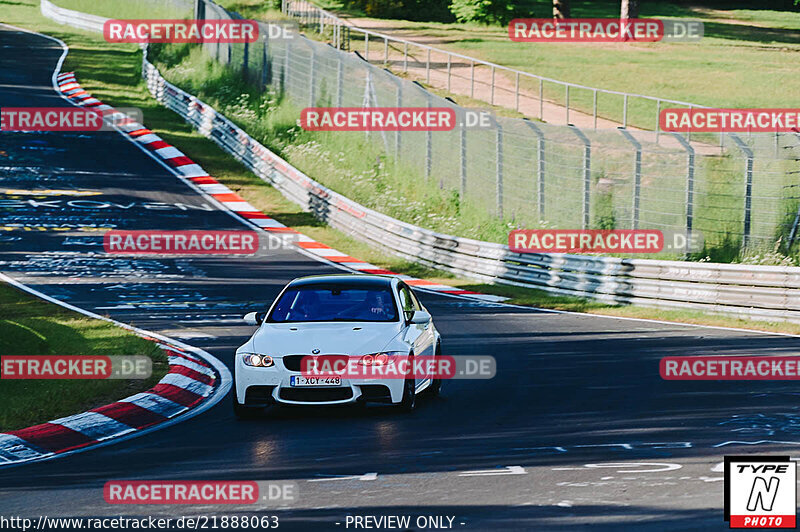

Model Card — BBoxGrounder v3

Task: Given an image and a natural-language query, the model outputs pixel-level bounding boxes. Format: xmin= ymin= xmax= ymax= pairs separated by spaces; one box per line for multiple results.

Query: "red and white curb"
xmin=0 ymin=273 xmax=230 ymax=468
xmin=55 ymin=71 xmax=506 ymax=303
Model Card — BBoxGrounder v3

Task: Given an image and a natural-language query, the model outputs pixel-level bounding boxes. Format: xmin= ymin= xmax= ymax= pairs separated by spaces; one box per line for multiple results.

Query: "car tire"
xmin=397 ymin=353 xmax=416 ymax=412
xmin=428 ymin=342 xmax=443 ymax=397
xmin=231 ymin=364 xmax=261 ymax=419
xmin=233 ymin=395 xmax=262 ymax=419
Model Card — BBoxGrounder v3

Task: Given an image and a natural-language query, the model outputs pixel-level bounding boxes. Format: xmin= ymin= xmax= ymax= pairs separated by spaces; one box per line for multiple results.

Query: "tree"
xmin=620 ymin=0 xmax=639 ymax=19
xmin=553 ymin=0 xmax=569 ymax=19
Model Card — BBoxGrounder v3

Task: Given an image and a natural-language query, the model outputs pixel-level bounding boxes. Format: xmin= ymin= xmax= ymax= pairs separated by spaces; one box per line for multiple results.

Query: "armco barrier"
xmin=41 ymin=0 xmax=800 ymax=324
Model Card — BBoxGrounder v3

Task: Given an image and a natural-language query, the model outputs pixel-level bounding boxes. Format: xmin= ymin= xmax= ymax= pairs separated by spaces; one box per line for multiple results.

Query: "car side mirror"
xmin=243 ymin=311 xmax=266 ymax=326
xmin=409 ymin=310 xmax=431 ymax=325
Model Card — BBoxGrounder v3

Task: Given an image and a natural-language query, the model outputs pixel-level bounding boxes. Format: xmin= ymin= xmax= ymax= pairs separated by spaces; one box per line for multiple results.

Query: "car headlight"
xmin=359 ymin=352 xmax=396 ymax=366
xmin=241 ymin=353 xmax=274 ymax=367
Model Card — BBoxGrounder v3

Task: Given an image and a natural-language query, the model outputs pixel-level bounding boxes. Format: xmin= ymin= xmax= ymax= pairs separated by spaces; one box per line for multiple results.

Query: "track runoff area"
xmin=1 ymin=7 xmax=800 ymax=532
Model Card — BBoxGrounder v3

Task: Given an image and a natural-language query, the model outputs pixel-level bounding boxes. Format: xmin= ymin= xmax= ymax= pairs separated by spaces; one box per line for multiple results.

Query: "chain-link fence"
xmin=195 ymin=0 xmax=800 ymax=257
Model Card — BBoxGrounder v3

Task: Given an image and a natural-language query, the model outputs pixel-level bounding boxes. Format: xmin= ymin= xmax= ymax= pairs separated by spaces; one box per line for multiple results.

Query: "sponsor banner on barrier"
xmin=297 ymin=354 xmax=496 ymax=380
xmin=1 ymin=356 xmax=151 ymax=379
xmin=104 ymin=481 xmax=297 ymax=504
xmin=724 ymin=456 xmax=796 ymax=528
xmin=509 ymin=229 xmax=703 ymax=254
xmin=509 ymin=18 xmax=703 ymax=43
xmin=103 ymin=230 xmax=259 ymax=255
xmin=1 ymin=107 xmax=143 ymax=132
xmin=103 ymin=19 xmax=259 ymax=43
xmin=300 ymin=107 xmax=457 ymax=131
xmin=661 ymin=108 xmax=800 ymax=133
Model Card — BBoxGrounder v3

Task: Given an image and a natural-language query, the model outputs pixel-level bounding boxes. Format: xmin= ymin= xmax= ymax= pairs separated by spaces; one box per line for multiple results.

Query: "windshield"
xmin=267 ymin=285 xmax=399 ymax=323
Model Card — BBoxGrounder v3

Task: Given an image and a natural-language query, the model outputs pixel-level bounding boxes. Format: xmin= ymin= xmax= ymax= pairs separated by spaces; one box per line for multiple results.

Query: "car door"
xmin=398 ymin=284 xmax=434 ymax=382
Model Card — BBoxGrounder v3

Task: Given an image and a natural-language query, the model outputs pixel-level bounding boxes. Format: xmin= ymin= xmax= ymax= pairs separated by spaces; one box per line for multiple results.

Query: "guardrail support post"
xmin=671 ymin=133 xmax=695 ymax=248
xmin=619 ymin=128 xmax=642 ymax=229
xmin=729 ymin=134 xmax=754 ymax=248
xmin=496 ymin=124 xmax=504 ymax=219
xmin=524 ymin=119 xmax=546 ymax=221
xmin=569 ymin=125 xmax=591 ymax=229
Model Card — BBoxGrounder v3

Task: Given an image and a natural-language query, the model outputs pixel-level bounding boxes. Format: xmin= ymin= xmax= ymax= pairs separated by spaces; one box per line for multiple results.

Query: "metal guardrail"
xmin=41 ymin=0 xmax=800 ymax=324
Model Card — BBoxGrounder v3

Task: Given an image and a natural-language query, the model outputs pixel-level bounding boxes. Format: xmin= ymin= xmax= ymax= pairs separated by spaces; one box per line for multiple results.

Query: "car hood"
xmin=241 ymin=321 xmax=406 ymax=357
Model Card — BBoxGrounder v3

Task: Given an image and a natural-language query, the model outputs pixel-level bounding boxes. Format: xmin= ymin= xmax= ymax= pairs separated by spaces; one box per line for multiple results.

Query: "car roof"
xmin=288 ymin=274 xmax=396 ymax=289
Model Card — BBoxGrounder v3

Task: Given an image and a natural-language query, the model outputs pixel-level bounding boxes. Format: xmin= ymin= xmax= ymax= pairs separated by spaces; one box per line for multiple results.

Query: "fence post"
xmin=524 ymin=119 xmax=545 ymax=221
xmin=569 ymin=125 xmax=591 ymax=229
xmin=403 ymin=41 xmax=408 ymax=71
xmin=365 ymin=32 xmax=369 ymax=62
xmin=729 ymin=134 xmax=754 ymax=248
xmin=619 ymin=128 xmax=642 ymax=229
xmin=283 ymin=37 xmax=291 ymax=94
xmin=447 ymin=54 xmax=451 ymax=92
xmin=460 ymin=121 xmax=467 ymax=200
xmin=243 ymin=40 xmax=249 ymax=78
xmin=336 ymin=53 xmax=343 ymax=107
xmin=671 ymin=132 xmax=695 ymax=248
xmin=470 ymin=61 xmax=474 ymax=98
xmin=623 ymin=93 xmax=628 ymax=128
xmin=593 ymin=89 xmax=597 ymax=130
xmin=496 ymin=123 xmax=504 ymax=219
xmin=515 ymin=71 xmax=520 ymax=112
xmin=426 ymin=48 xmax=431 ymax=84
xmin=308 ymin=48 xmax=315 ymax=106
xmin=655 ymin=99 xmax=661 ymax=145
xmin=261 ymin=33 xmax=268 ymax=89
xmin=539 ymin=78 xmax=543 ymax=120
xmin=565 ymin=85 xmax=569 ymax=124
xmin=384 ymin=36 xmax=388 ymax=65
xmin=490 ymin=65 xmax=495 ymax=105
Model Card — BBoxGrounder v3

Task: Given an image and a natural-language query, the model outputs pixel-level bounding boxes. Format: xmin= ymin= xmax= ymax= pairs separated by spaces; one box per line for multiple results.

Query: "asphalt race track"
xmin=3 ymin=25 xmax=800 ymax=531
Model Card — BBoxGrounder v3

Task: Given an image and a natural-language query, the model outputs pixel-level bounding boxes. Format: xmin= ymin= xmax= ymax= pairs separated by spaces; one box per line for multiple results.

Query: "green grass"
xmin=0 ymin=283 xmax=167 ymax=431
xmin=54 ymin=0 xmax=191 ymax=19
xmin=7 ymin=0 xmax=800 ymax=335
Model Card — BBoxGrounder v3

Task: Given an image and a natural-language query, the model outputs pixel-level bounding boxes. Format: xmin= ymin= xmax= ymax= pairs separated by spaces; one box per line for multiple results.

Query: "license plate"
xmin=290 ymin=375 xmax=341 ymax=387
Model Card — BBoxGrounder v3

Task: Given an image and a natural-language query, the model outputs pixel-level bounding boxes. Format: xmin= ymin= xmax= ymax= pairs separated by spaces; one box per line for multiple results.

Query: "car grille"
xmin=279 ymin=387 xmax=353 ymax=402
xmin=282 ymin=354 xmax=344 ymax=372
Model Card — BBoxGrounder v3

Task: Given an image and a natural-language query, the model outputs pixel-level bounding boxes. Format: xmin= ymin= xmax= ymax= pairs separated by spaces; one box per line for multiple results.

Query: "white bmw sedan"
xmin=233 ymin=274 xmax=441 ymax=417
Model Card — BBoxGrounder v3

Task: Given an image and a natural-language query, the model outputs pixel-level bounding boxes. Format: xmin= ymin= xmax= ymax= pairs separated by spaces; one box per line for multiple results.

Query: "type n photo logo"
xmin=725 ymin=456 xmax=796 ymax=528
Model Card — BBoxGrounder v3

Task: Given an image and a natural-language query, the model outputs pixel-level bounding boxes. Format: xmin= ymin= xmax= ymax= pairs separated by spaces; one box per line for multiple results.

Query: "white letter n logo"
xmin=747 ymin=476 xmax=780 ymax=511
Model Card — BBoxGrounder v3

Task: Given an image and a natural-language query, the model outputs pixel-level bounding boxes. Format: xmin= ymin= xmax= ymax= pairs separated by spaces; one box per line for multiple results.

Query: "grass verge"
xmin=6 ymin=0 xmax=800 ymax=336
xmin=0 ymin=282 xmax=167 ymax=431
